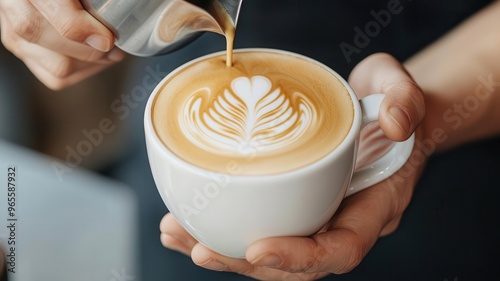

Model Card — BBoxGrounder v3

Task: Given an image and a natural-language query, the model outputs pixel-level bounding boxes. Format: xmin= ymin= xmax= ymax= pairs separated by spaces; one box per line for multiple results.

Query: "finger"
xmin=349 ymin=53 xmax=426 ymax=141
xmin=2 ymin=19 xmax=125 ymax=90
xmin=160 ymin=213 xmax=328 ymax=280
xmin=29 ymin=26 xmax=126 ymax=62
xmin=18 ymin=40 xmax=118 ymax=90
xmin=34 ymin=27 xmax=123 ymax=62
xmin=159 ymin=213 xmax=198 ymax=252
xmin=191 ymin=243 xmax=328 ymax=281
xmin=0 ymin=5 xmax=124 ymax=63
xmin=246 ymin=184 xmax=395 ymax=275
xmin=379 ymin=78 xmax=426 ymax=141
xmin=160 ymin=234 xmax=192 ymax=256
xmin=23 ymin=55 xmax=115 ymax=90
xmin=29 ymin=0 xmax=114 ymax=51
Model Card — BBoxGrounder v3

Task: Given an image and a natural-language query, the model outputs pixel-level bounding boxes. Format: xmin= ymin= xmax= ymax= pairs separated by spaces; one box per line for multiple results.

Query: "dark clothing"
xmin=235 ymin=0 xmax=493 ymax=77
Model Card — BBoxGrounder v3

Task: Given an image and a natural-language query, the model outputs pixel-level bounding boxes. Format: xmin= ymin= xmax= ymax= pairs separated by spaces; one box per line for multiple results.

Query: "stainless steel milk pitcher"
xmin=81 ymin=0 xmax=242 ymax=56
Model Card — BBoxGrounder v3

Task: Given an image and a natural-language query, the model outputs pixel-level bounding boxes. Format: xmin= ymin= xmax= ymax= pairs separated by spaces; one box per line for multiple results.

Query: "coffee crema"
xmin=153 ymin=50 xmax=354 ymax=175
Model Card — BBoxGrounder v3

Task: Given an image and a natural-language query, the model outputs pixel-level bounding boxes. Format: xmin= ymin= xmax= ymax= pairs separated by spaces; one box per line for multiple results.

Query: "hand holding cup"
xmin=153 ymin=51 xmax=426 ymax=279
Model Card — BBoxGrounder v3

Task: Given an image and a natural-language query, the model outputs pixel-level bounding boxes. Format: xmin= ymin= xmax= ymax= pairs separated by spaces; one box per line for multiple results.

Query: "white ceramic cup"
xmin=145 ymin=49 xmax=415 ymax=258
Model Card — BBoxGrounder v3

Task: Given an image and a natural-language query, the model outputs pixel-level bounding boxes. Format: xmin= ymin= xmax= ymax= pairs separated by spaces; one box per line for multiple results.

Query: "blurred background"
xmin=0 ymin=0 xmax=498 ymax=280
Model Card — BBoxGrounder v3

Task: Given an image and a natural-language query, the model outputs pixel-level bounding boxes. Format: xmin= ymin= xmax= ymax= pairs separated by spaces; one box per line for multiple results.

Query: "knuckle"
xmin=49 ymin=58 xmax=74 ymax=79
xmin=159 ymin=233 xmax=170 ymax=248
xmin=57 ymin=14 xmax=85 ymax=41
xmin=401 ymin=80 xmax=425 ymax=108
xmin=37 ymin=57 xmax=75 ymax=90
xmin=284 ymin=256 xmax=316 ymax=274
xmin=238 ymin=265 xmax=259 ymax=277
xmin=338 ymin=250 xmax=364 ymax=274
xmin=12 ymin=15 xmax=42 ymax=42
xmin=283 ymin=273 xmax=314 ymax=281
xmin=382 ymin=217 xmax=402 ymax=236
xmin=385 ymin=79 xmax=421 ymax=97
xmin=370 ymin=52 xmax=397 ymax=62
xmin=409 ymin=83 xmax=426 ymax=120
xmin=385 ymin=80 xmax=426 ymax=123
xmin=83 ymin=48 xmax=107 ymax=62
xmin=330 ymin=232 xmax=366 ymax=274
xmin=45 ymin=79 xmax=68 ymax=91
xmin=306 ymin=245 xmax=330 ymax=271
xmin=281 ymin=241 xmax=331 ymax=274
xmin=159 ymin=214 xmax=171 ymax=232
xmin=1 ymin=29 xmax=17 ymax=54
xmin=159 ymin=233 xmax=175 ymax=248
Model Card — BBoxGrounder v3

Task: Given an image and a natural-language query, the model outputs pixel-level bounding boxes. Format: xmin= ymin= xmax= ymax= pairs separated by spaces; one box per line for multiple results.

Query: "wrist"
xmin=418 ymin=112 xmax=447 ymax=158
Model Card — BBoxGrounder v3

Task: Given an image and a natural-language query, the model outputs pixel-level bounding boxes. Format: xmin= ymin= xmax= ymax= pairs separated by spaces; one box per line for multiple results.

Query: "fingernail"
xmin=107 ymin=48 xmax=125 ymax=62
xmin=388 ymin=106 xmax=411 ymax=136
xmin=199 ymin=259 xmax=227 ymax=271
xmin=251 ymin=253 xmax=282 ymax=268
xmin=85 ymin=34 xmax=110 ymax=52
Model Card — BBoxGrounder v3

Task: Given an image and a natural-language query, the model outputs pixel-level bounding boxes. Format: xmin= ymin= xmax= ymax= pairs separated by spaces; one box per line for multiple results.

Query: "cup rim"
xmin=145 ymin=48 xmax=362 ymax=179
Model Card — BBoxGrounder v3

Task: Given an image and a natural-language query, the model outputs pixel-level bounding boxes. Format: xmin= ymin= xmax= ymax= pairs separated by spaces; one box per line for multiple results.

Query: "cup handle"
xmin=345 ymin=94 xmax=415 ymax=197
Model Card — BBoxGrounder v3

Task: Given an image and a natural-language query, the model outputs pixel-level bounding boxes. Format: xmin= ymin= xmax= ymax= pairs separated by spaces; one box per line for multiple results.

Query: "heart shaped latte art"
xmin=180 ymin=76 xmax=318 ymax=155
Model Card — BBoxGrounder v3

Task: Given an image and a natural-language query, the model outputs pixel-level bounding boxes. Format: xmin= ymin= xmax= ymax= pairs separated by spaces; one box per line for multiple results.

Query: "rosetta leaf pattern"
xmin=181 ymin=76 xmax=316 ymax=155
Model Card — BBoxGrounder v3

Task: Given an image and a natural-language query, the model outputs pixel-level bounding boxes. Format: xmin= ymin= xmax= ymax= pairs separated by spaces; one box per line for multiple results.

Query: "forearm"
xmin=405 ymin=0 xmax=500 ymax=152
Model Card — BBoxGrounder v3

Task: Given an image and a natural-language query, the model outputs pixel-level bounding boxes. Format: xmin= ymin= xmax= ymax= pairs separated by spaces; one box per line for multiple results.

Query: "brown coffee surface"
xmin=153 ymin=50 xmax=354 ymax=175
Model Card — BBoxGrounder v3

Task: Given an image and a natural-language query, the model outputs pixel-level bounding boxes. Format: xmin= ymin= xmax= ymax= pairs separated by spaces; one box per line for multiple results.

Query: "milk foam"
xmin=152 ymin=50 xmax=354 ymax=175
xmin=181 ymin=76 xmax=317 ymax=155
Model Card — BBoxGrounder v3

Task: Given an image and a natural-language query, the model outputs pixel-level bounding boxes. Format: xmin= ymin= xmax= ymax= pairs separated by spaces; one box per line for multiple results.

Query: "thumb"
xmin=379 ymin=78 xmax=426 ymax=141
xmin=349 ymin=53 xmax=426 ymax=141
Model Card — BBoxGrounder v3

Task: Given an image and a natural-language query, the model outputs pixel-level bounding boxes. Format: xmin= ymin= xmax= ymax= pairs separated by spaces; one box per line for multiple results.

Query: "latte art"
xmin=181 ymin=76 xmax=318 ymax=155
xmin=153 ymin=50 xmax=354 ymax=175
